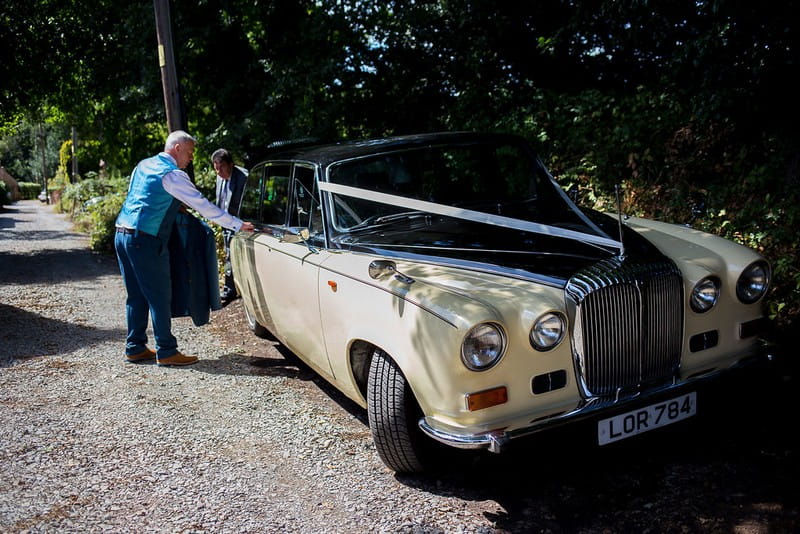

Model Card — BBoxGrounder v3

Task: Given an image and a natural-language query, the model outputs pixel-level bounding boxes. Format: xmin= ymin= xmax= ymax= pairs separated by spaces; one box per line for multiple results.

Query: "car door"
xmin=231 ymin=163 xmax=279 ymax=334
xmin=252 ymin=163 xmax=334 ymax=379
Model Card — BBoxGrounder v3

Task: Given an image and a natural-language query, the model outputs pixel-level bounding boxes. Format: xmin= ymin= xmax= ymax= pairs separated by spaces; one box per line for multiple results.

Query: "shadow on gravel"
xmin=0 ymin=228 xmax=86 ymax=241
xmin=0 ymin=248 xmax=118 ymax=285
xmin=0 ymin=206 xmax=19 ymax=228
xmin=396 ymin=366 xmax=800 ymax=532
xmin=0 ymin=304 xmax=126 ymax=365
xmin=193 ymin=351 xmax=319 ymax=381
xmin=255 ymin=345 xmax=372 ymax=426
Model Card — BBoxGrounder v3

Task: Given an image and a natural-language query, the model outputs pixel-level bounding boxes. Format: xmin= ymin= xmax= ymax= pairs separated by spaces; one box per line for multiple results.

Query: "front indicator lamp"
xmin=465 ymin=386 xmax=508 ymax=411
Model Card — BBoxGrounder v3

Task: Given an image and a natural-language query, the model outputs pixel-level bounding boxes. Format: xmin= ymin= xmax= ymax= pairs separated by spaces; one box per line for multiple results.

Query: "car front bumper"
xmin=418 ymin=345 xmax=782 ymax=453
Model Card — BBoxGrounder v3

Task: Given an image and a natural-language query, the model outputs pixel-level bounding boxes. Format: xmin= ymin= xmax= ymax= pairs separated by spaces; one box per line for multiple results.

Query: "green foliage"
xmin=0 ymin=180 xmax=7 ymax=207
xmin=62 ymin=173 xmax=128 ymax=253
xmin=17 ymin=182 xmax=41 ymax=200
xmin=81 ymin=192 xmax=126 ymax=254
xmin=58 ymin=140 xmax=73 ymax=187
xmin=193 ymin=166 xmax=217 ymax=201
xmin=1 ymin=0 xmax=798 ymax=336
xmin=0 ymin=116 xmax=66 ymax=184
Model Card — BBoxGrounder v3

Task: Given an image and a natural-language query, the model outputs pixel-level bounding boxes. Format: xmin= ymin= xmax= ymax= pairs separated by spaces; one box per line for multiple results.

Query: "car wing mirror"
xmin=368 ymin=260 xmax=415 ymax=285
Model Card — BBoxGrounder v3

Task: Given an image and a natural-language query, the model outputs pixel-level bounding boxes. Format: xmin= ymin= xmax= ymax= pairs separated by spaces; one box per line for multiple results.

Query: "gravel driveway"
xmin=1 ymin=200 xmax=798 ymax=533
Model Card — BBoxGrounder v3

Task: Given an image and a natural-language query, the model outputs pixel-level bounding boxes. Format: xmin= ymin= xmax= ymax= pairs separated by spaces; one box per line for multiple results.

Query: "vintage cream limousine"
xmin=230 ymin=132 xmax=771 ymax=473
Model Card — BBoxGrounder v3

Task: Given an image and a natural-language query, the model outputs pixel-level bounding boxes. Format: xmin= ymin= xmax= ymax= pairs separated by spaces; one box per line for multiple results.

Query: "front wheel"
xmin=367 ymin=349 xmax=430 ymax=473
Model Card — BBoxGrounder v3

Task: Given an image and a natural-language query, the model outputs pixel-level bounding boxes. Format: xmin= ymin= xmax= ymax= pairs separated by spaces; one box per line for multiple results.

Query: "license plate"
xmin=598 ymin=392 xmax=697 ymax=446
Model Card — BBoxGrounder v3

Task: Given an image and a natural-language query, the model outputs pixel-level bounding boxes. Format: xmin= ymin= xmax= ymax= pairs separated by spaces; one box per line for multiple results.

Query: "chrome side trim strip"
xmin=354 ymin=247 xmax=567 ymax=289
xmin=318 ymin=263 xmax=459 ymax=329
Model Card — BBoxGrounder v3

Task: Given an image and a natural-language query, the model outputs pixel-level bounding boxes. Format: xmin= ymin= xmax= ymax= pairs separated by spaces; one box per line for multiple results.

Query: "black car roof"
xmin=254 ymin=131 xmax=528 ymax=167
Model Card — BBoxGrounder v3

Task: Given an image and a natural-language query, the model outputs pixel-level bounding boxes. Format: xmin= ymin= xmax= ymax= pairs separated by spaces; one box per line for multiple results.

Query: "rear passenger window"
xmin=239 ymin=164 xmax=264 ymax=222
xmin=262 ymin=164 xmax=291 ymax=226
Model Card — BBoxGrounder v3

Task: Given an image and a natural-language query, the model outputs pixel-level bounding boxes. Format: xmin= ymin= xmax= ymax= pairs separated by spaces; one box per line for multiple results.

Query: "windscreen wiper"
xmin=347 ymin=210 xmax=427 ymax=232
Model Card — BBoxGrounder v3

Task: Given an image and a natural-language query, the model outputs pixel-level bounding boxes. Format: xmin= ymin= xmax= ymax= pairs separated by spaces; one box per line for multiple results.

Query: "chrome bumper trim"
xmin=417 ymin=419 xmax=511 ymax=452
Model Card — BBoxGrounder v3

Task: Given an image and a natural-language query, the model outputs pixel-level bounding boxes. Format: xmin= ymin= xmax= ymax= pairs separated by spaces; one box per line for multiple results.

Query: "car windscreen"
xmin=324 ymin=140 xmax=609 ymax=244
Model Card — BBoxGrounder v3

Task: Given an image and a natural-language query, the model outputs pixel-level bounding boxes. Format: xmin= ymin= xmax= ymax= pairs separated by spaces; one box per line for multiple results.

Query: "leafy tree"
xmin=1 ymin=0 xmax=798 ymax=332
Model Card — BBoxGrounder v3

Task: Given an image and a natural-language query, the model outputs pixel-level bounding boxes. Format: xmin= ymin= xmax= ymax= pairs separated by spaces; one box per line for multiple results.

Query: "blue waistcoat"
xmin=116 ymin=153 xmax=181 ymax=240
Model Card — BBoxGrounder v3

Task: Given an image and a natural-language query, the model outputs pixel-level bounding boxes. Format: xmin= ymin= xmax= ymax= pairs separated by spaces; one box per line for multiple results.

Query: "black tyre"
xmin=367 ymin=348 xmax=429 ymax=473
xmin=243 ymin=300 xmax=270 ymax=338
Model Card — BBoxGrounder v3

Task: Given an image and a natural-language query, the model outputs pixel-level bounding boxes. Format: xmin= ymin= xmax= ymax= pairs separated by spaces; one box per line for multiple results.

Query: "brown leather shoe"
xmin=126 ymin=348 xmax=156 ymax=363
xmin=156 ymin=352 xmax=199 ymax=367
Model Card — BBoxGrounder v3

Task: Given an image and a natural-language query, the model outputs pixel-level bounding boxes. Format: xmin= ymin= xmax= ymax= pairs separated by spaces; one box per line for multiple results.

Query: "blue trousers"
xmin=114 ymin=230 xmax=178 ymax=359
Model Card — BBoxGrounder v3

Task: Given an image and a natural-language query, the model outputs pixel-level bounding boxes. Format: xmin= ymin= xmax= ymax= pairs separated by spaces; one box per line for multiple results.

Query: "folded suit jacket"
xmin=169 ymin=211 xmax=222 ymax=326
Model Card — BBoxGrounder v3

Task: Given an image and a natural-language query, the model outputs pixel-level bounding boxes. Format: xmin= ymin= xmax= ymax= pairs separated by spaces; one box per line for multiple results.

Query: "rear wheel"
xmin=243 ymin=300 xmax=270 ymax=338
xmin=367 ymin=349 xmax=430 ymax=473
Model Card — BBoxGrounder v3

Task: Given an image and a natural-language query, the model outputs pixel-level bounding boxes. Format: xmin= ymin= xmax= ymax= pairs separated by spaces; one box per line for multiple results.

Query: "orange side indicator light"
xmin=465 ymin=386 xmax=508 ymax=411
xmin=327 ymin=280 xmax=338 ymax=292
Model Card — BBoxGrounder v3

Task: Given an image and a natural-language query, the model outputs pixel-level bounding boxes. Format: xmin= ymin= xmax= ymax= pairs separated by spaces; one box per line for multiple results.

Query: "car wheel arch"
xmin=348 ymin=340 xmax=421 ymax=404
xmin=349 ymin=339 xmax=374 ymax=402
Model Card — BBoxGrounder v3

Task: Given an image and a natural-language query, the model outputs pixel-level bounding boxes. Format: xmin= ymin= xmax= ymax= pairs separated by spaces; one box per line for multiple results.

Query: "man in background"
xmin=212 ymin=148 xmax=247 ymax=304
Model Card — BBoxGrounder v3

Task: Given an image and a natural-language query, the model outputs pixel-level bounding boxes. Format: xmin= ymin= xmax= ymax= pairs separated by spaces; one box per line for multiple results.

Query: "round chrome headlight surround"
xmin=690 ymin=276 xmax=720 ymax=313
xmin=529 ymin=312 xmax=566 ymax=351
xmin=737 ymin=261 xmax=770 ymax=304
xmin=461 ymin=323 xmax=506 ymax=371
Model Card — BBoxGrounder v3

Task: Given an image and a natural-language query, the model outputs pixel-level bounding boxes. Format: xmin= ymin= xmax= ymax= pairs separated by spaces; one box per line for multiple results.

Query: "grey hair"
xmin=164 ymin=130 xmax=197 ymax=151
xmin=211 ymin=148 xmax=233 ymax=164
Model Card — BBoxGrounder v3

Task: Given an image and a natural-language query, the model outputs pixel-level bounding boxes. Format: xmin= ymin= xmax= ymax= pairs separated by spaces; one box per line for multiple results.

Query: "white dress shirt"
xmin=159 ymin=153 xmax=243 ymax=231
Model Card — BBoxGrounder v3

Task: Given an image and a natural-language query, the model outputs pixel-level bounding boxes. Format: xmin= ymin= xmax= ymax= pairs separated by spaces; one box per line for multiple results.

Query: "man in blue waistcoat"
xmin=115 ymin=130 xmax=254 ymax=367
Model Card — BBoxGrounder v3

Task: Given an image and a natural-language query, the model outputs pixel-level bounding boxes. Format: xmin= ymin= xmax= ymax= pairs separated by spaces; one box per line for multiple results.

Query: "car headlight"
xmin=737 ymin=261 xmax=770 ymax=304
xmin=529 ymin=312 xmax=566 ymax=351
xmin=461 ymin=323 xmax=506 ymax=371
xmin=690 ymin=276 xmax=720 ymax=313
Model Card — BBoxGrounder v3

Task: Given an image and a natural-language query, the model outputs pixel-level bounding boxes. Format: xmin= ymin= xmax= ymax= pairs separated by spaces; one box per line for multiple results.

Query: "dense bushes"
xmin=5 ymin=2 xmax=796 ymax=338
xmin=17 ymin=182 xmax=41 ymax=200
xmin=59 ymin=173 xmax=128 ymax=254
xmin=430 ymin=74 xmax=799 ymax=339
xmin=511 ymin=89 xmax=800 ymax=337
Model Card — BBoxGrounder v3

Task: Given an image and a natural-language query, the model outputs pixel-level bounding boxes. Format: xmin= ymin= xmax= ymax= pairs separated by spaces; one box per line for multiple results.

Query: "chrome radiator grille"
xmin=566 ymin=259 xmax=684 ymax=398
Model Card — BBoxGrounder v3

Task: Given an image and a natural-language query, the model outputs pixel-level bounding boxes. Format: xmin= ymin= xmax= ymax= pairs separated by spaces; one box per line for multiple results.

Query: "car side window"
xmin=239 ymin=164 xmax=264 ymax=222
xmin=289 ymin=165 xmax=323 ymax=240
xmin=262 ymin=164 xmax=291 ymax=226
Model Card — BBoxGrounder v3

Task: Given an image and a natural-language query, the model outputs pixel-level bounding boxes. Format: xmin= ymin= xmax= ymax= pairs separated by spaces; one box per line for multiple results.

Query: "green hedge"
xmin=62 ymin=175 xmax=128 ymax=254
xmin=0 ymin=181 xmax=8 ymax=207
xmin=18 ymin=182 xmax=41 ymax=200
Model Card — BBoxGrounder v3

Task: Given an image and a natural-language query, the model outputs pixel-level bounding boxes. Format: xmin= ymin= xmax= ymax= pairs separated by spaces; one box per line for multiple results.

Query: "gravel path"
xmin=1 ymin=200 xmax=798 ymax=533
xmin=0 ymin=201 xmax=503 ymax=533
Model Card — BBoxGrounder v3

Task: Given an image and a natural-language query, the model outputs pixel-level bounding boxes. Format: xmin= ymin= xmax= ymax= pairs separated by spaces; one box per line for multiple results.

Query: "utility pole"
xmin=153 ymin=0 xmax=192 ymax=180
xmin=153 ymin=0 xmax=185 ymax=133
